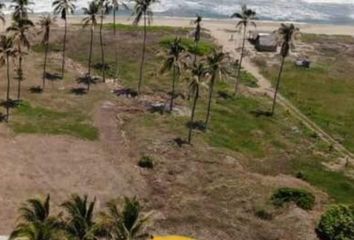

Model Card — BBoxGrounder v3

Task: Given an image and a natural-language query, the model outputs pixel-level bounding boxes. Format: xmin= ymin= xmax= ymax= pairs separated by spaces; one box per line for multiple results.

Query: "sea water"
xmin=1 ymin=0 xmax=354 ymax=24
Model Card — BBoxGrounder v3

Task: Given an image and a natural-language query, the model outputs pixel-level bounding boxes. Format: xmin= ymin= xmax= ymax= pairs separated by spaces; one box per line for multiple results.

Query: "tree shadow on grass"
xmin=186 ymin=120 xmax=206 ymax=132
xmin=93 ymin=63 xmax=110 ymax=71
xmin=70 ymin=87 xmax=88 ymax=95
xmin=0 ymin=113 xmax=7 ymax=122
xmin=217 ymin=90 xmax=234 ymax=100
xmin=29 ymin=86 xmax=43 ymax=94
xmin=250 ymin=109 xmax=273 ymax=117
xmin=45 ymin=72 xmax=62 ymax=81
xmin=173 ymin=137 xmax=189 ymax=147
xmin=113 ymin=88 xmax=138 ymax=98
xmin=76 ymin=74 xmax=99 ymax=89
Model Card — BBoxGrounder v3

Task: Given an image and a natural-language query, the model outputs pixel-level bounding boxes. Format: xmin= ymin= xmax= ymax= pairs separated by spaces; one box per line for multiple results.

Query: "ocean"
xmin=1 ymin=0 xmax=354 ymax=24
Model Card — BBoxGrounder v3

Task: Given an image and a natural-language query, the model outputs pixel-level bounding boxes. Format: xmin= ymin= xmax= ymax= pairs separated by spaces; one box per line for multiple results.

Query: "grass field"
xmin=31 ymin=25 xmax=354 ymax=204
xmin=258 ymin=34 xmax=354 ymax=153
xmin=1 ymin=24 xmax=350 ymax=238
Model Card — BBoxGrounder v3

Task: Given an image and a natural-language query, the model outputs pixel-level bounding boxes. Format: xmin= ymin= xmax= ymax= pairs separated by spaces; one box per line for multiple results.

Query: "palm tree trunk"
xmin=99 ymin=14 xmax=106 ymax=82
xmin=205 ymin=74 xmax=216 ymax=128
xmin=271 ymin=56 xmax=286 ymax=115
xmin=137 ymin=13 xmax=147 ymax=95
xmin=234 ymin=26 xmax=247 ymax=95
xmin=43 ymin=41 xmax=49 ymax=89
xmin=113 ymin=8 xmax=119 ymax=80
xmin=88 ymin=25 xmax=94 ymax=76
xmin=193 ymin=41 xmax=198 ymax=64
xmin=17 ymin=49 xmax=22 ymax=101
xmin=88 ymin=25 xmax=94 ymax=91
xmin=170 ymin=65 xmax=177 ymax=112
xmin=6 ymin=55 xmax=10 ymax=120
xmin=188 ymin=87 xmax=199 ymax=144
xmin=61 ymin=18 xmax=67 ymax=78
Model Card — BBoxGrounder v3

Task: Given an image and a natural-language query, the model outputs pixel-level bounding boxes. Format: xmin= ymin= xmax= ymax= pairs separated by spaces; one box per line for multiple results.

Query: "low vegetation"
xmin=9 ymin=102 xmax=98 ymax=140
xmin=316 ymin=204 xmax=354 ymax=240
xmin=271 ymin=187 xmax=315 ymax=210
xmin=138 ymin=155 xmax=154 ymax=169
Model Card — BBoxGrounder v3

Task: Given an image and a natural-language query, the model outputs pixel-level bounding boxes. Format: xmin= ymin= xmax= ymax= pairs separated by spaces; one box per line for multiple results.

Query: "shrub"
xmin=271 ymin=187 xmax=315 ymax=210
xmin=138 ymin=156 xmax=154 ymax=169
xmin=316 ymin=205 xmax=354 ymax=240
xmin=255 ymin=208 xmax=273 ymax=220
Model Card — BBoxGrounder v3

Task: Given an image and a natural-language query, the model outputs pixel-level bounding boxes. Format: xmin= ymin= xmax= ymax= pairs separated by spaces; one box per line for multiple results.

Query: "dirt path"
xmin=206 ymin=24 xmax=354 ymax=164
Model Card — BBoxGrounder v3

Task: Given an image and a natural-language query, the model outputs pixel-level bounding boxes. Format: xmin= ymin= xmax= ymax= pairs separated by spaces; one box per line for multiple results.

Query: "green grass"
xmin=160 ymin=37 xmax=216 ymax=55
xmin=260 ymin=51 xmax=354 ymax=152
xmin=240 ymin=70 xmax=259 ymax=88
xmin=292 ymin=157 xmax=354 ymax=204
xmin=10 ymin=102 xmax=98 ymax=141
xmin=32 ymin=43 xmax=62 ymax=53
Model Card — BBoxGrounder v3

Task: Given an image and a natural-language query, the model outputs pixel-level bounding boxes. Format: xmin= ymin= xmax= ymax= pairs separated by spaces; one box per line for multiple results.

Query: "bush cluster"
xmin=271 ymin=187 xmax=315 ymax=210
xmin=316 ymin=205 xmax=354 ymax=240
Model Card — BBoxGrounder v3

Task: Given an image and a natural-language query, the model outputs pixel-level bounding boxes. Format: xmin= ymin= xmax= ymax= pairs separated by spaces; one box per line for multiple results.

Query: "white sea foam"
xmin=0 ymin=0 xmax=353 ymax=23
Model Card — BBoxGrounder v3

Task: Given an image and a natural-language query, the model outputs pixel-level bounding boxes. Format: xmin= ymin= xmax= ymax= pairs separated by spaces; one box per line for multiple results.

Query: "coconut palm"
xmin=271 ymin=23 xmax=299 ymax=115
xmin=0 ymin=3 xmax=6 ymax=26
xmin=99 ymin=198 xmax=149 ymax=240
xmin=9 ymin=194 xmax=62 ymax=240
xmin=192 ymin=15 xmax=202 ymax=62
xmin=18 ymin=194 xmax=51 ymax=224
xmin=61 ymin=194 xmax=97 ymax=240
xmin=132 ymin=0 xmax=158 ymax=94
xmin=53 ymin=0 xmax=76 ymax=79
xmin=38 ymin=15 xmax=56 ymax=89
xmin=109 ymin=0 xmax=128 ymax=79
xmin=11 ymin=0 xmax=33 ymax=22
xmin=187 ymin=62 xmax=207 ymax=144
xmin=160 ymin=38 xmax=186 ymax=112
xmin=231 ymin=4 xmax=256 ymax=94
xmin=204 ymin=50 xmax=229 ymax=129
xmin=7 ymin=18 xmax=34 ymax=101
xmin=0 ymin=35 xmax=17 ymax=120
xmin=9 ymin=221 xmax=61 ymax=240
xmin=98 ymin=0 xmax=111 ymax=83
xmin=82 ymin=0 xmax=99 ymax=77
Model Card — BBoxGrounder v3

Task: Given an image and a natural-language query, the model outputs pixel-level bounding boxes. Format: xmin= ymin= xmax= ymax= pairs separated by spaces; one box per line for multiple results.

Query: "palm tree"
xmin=109 ymin=0 xmax=128 ymax=80
xmin=0 ymin=35 xmax=17 ymax=120
xmin=231 ymin=4 xmax=256 ymax=95
xmin=53 ymin=0 xmax=76 ymax=79
xmin=98 ymin=0 xmax=111 ymax=83
xmin=204 ymin=50 xmax=229 ymax=129
xmin=0 ymin=3 xmax=6 ymax=26
xmin=11 ymin=0 xmax=33 ymax=22
xmin=160 ymin=37 xmax=186 ymax=112
xmin=99 ymin=198 xmax=149 ymax=240
xmin=6 ymin=18 xmax=34 ymax=101
xmin=9 ymin=194 xmax=61 ymax=240
xmin=132 ymin=0 xmax=158 ymax=95
xmin=10 ymin=221 xmax=61 ymax=240
xmin=187 ymin=62 xmax=207 ymax=144
xmin=271 ymin=24 xmax=299 ymax=115
xmin=61 ymin=194 xmax=97 ymax=240
xmin=18 ymin=194 xmax=51 ymax=224
xmin=192 ymin=15 xmax=202 ymax=62
xmin=82 ymin=0 xmax=99 ymax=77
xmin=38 ymin=15 xmax=56 ymax=89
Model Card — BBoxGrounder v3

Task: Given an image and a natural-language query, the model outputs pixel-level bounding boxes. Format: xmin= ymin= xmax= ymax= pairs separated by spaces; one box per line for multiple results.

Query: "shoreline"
xmin=2 ymin=14 xmax=354 ymax=36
